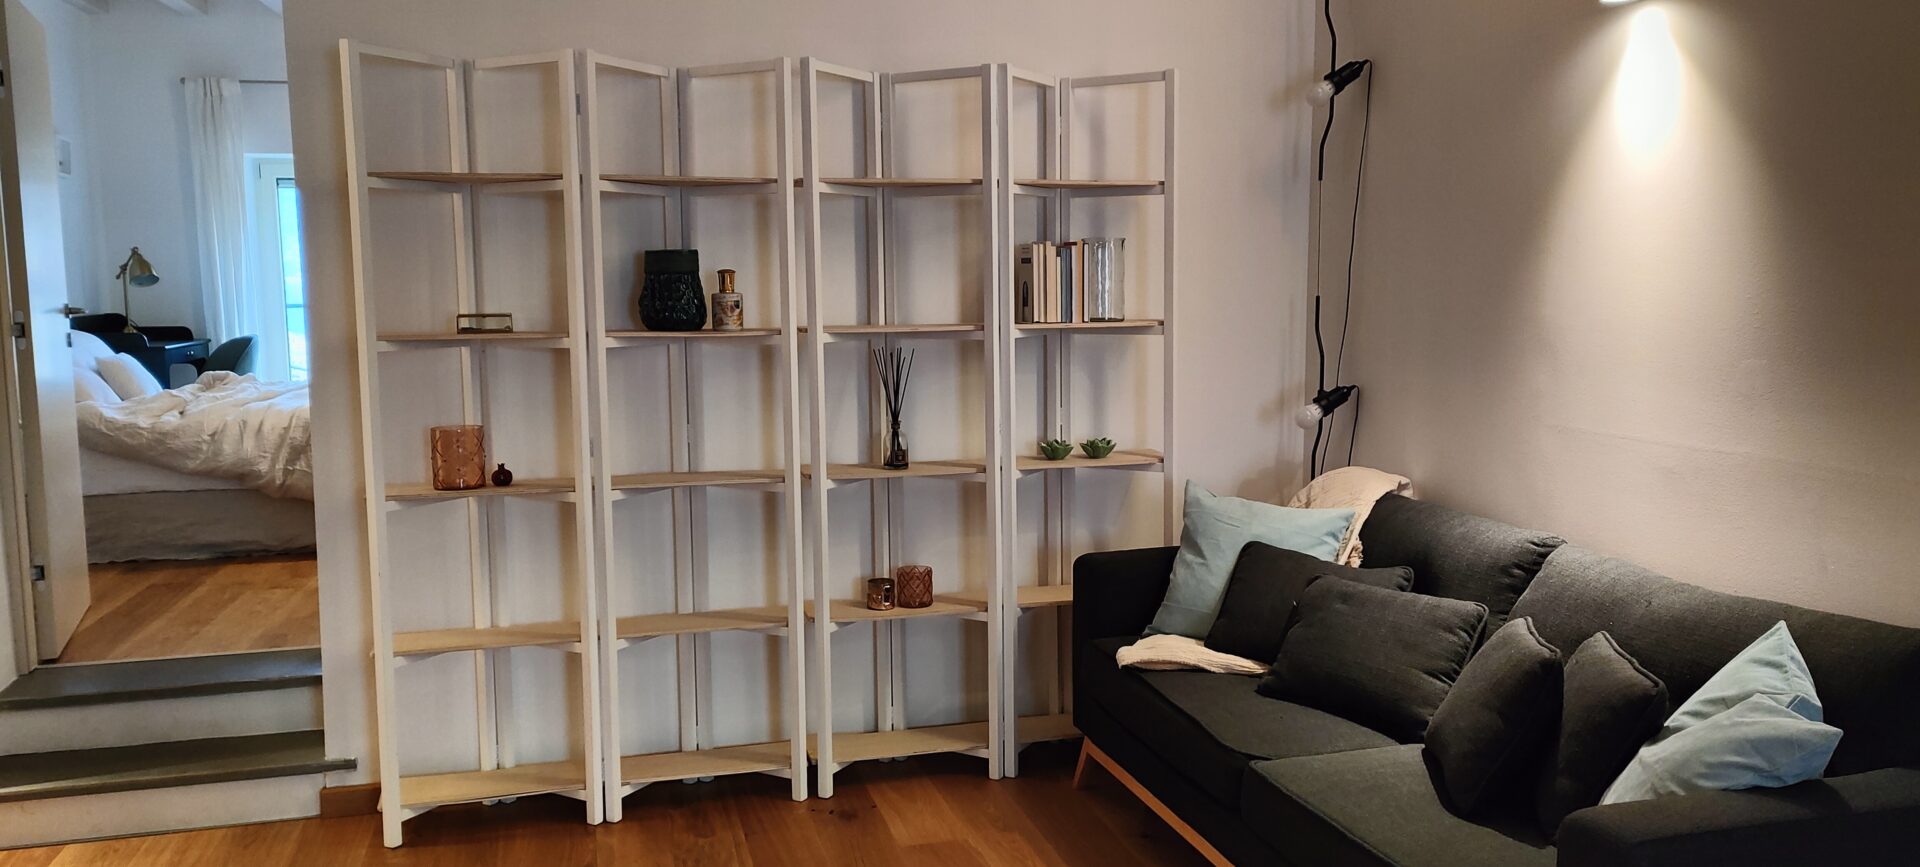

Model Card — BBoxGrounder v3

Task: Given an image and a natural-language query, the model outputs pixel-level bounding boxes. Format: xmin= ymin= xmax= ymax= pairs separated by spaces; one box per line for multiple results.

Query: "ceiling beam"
xmin=150 ymin=0 xmax=209 ymax=15
xmin=61 ymin=0 xmax=109 ymax=14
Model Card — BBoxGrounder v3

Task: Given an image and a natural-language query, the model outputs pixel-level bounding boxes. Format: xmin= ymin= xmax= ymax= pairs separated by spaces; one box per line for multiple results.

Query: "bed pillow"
xmin=1424 ymin=617 xmax=1562 ymax=816
xmin=97 ymin=352 xmax=162 ymax=400
xmin=73 ymin=366 xmax=118 ymax=404
xmin=1147 ymin=481 xmax=1354 ymax=638
xmin=70 ymin=329 xmax=114 ymax=371
xmin=1258 ymin=579 xmax=1488 ymax=742
xmin=1203 ymin=541 xmax=1414 ymax=664
xmin=1601 ymin=621 xmax=1840 ymax=805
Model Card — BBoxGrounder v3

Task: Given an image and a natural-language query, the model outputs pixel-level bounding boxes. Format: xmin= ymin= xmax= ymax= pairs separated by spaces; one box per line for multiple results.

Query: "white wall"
xmin=284 ymin=0 xmax=1317 ymax=783
xmin=36 ymin=0 xmax=288 ymax=336
xmin=1320 ymin=0 xmax=1920 ymax=627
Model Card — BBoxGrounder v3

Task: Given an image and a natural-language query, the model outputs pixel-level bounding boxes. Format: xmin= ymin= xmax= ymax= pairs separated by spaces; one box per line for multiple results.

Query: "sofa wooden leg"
xmin=1076 ymin=740 xmax=1234 ymax=867
xmin=1073 ymin=740 xmax=1104 ymax=789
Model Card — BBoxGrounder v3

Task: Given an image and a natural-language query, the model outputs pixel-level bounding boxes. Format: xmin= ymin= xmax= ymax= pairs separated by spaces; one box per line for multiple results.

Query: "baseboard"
xmin=320 ymin=781 xmax=380 ymax=817
xmin=1075 ymin=739 xmax=1232 ymax=867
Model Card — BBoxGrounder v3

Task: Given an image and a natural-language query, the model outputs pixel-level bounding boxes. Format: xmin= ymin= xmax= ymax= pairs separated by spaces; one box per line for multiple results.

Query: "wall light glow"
xmin=1614 ymin=7 xmax=1683 ymax=155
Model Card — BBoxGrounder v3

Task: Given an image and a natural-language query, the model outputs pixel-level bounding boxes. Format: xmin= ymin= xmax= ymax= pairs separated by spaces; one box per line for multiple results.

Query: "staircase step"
xmin=0 ymin=648 xmax=319 ymax=711
xmin=0 ymin=730 xmax=350 ymax=804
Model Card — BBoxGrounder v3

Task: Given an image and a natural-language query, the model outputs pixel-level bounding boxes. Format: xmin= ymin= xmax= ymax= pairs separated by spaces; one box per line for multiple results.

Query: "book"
xmin=1042 ymin=241 xmax=1059 ymax=323
xmin=1056 ymin=242 xmax=1073 ymax=323
xmin=1074 ymin=240 xmax=1088 ymax=323
xmin=1015 ymin=243 xmax=1038 ymax=324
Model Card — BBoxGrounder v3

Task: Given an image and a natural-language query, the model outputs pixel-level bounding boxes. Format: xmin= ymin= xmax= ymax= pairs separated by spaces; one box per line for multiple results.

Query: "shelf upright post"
xmin=796 ymin=55 xmax=839 ymax=798
xmin=771 ymin=56 xmax=810 ymax=803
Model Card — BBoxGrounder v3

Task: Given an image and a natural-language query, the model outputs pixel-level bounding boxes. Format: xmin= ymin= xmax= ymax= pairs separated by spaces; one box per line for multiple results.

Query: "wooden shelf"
xmin=391 ymin=622 xmax=581 ymax=657
xmin=1016 ymin=449 xmax=1164 ymax=473
xmin=611 ymin=469 xmax=786 ymax=491
xmin=605 ymin=328 xmax=781 ymax=344
xmin=806 ymin=322 xmax=985 ymax=340
xmin=816 ymin=177 xmax=982 ymax=188
xmin=376 ymin=331 xmax=569 ymax=350
xmin=1015 ymin=178 xmax=1163 ymax=191
xmin=1015 ymin=712 xmax=1079 ymax=744
xmin=806 ymin=598 xmax=985 ymax=623
xmin=938 ymin=584 xmax=1073 ymax=609
xmin=1015 ymin=319 xmax=1163 ymax=335
xmin=616 ymin=606 xmax=788 ymax=640
xmin=619 ymin=742 xmax=790 ymax=786
xmin=813 ymin=721 xmax=989 ymax=763
xmin=370 ymin=171 xmax=562 ymax=185
xmin=601 ymin=174 xmax=775 ymax=187
xmin=384 ymin=479 xmax=575 ymax=502
xmin=398 ymin=760 xmax=585 ymax=809
xmin=802 ymin=460 xmax=987 ymax=481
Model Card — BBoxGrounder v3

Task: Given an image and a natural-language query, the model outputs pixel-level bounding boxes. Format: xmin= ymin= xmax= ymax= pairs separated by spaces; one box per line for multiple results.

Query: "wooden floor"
xmin=0 ymin=744 xmax=1204 ymax=866
xmin=54 ymin=556 xmax=320 ymax=664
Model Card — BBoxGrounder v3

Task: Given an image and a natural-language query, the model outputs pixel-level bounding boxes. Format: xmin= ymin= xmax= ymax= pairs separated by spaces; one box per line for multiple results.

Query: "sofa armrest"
xmin=1556 ymin=767 xmax=1920 ymax=867
xmin=1071 ymin=546 xmax=1177 ymax=643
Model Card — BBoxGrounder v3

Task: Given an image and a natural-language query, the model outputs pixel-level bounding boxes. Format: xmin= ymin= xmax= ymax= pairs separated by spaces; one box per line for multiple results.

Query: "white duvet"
xmin=76 ymin=371 xmax=313 ymax=500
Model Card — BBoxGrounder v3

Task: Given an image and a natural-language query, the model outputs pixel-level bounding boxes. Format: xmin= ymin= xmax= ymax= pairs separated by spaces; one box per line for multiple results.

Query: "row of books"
xmin=1016 ymin=240 xmax=1101 ymax=324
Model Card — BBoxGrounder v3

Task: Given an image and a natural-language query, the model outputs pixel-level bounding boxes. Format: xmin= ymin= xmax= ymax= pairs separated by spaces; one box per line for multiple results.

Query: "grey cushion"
xmin=1259 ymin=580 xmax=1489 ymax=743
xmin=1204 ymin=541 xmax=1415 ymax=664
xmin=1357 ymin=494 xmax=1565 ymax=626
xmin=1081 ymin=636 xmax=1397 ymax=807
xmin=1509 ymin=545 xmax=1920 ymax=776
xmin=1242 ymin=745 xmax=1557 ymax=867
xmin=1536 ymin=631 xmax=1668 ymax=837
xmin=1425 ymin=617 xmax=1563 ymax=816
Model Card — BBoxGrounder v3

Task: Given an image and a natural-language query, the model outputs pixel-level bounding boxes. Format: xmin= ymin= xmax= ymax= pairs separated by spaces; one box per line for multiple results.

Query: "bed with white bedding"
xmin=71 ymin=331 xmax=315 ymax=562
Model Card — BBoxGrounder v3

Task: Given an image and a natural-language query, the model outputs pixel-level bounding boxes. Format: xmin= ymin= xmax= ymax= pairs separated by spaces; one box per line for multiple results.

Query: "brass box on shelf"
xmin=455 ymin=312 xmax=515 ymax=334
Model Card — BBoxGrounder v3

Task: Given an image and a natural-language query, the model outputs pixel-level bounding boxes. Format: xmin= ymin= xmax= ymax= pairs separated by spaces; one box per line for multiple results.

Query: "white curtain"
xmin=183 ymin=77 xmax=259 ymax=346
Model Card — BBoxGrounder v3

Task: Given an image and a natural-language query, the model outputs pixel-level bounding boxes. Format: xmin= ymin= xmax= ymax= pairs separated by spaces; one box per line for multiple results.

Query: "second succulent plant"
xmin=1080 ymin=437 xmax=1116 ymax=459
xmin=1039 ymin=438 xmax=1075 ymax=460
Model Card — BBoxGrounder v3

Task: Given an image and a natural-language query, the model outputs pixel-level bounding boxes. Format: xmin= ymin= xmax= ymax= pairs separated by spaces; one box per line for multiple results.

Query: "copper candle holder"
xmin=430 ymin=424 xmax=487 ymax=491
xmin=896 ymin=564 xmax=933 ymax=609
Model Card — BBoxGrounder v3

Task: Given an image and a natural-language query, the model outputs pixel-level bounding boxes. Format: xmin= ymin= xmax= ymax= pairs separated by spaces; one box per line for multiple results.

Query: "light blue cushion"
xmin=1600 ymin=693 xmax=1842 ymax=803
xmin=1601 ymin=621 xmax=1842 ymax=805
xmin=1147 ymin=481 xmax=1355 ymax=638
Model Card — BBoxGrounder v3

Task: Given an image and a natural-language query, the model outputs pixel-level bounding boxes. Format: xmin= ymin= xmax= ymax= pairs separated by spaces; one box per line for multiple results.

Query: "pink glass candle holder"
xmin=896 ymin=564 xmax=933 ymax=609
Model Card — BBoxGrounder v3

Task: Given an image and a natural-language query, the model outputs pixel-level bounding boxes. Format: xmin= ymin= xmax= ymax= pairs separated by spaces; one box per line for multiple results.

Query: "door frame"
xmin=0 ymin=2 xmax=47 ymax=685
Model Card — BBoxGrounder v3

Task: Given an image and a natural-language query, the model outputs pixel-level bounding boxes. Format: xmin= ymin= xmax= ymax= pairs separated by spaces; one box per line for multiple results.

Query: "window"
xmin=274 ymin=179 xmax=308 ymax=381
xmin=248 ymin=157 xmax=308 ymax=382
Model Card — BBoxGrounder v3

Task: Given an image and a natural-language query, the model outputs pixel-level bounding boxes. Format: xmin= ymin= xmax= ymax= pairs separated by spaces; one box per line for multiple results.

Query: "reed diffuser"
xmin=871 ymin=346 xmax=915 ymax=470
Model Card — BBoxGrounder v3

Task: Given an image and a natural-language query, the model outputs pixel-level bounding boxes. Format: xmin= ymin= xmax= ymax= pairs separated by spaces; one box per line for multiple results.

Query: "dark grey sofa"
xmin=1072 ymin=494 xmax=1920 ymax=866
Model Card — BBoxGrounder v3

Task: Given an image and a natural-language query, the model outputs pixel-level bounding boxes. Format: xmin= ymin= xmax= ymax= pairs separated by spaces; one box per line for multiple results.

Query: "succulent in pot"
xmin=1079 ymin=437 xmax=1117 ymax=459
xmin=1039 ymin=438 xmax=1074 ymax=461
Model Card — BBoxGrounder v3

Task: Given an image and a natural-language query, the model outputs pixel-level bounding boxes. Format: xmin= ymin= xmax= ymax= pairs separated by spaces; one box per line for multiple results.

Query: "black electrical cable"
xmin=1346 ymin=390 xmax=1362 ymax=468
xmin=1332 ymin=69 xmax=1372 ymax=395
xmin=1316 ymin=0 xmax=1338 ymax=181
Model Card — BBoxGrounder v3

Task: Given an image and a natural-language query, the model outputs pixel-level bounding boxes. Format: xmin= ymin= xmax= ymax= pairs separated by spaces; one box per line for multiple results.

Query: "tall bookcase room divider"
xmin=341 ymin=41 xmax=1176 ymax=846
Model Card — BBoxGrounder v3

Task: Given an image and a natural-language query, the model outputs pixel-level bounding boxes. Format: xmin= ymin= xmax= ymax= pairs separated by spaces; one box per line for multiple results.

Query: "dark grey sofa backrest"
xmin=1356 ymin=494 xmax=1566 ymax=625
xmin=1511 ymin=545 xmax=1920 ymax=777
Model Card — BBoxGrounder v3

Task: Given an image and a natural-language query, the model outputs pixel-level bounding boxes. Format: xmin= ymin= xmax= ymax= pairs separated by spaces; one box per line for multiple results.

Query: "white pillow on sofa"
xmin=73 ymin=366 xmax=118 ymax=404
xmin=96 ymin=352 xmax=162 ymax=400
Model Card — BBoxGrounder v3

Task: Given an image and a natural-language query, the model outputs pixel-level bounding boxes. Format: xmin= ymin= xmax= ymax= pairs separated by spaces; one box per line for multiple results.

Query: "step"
xmin=0 ymin=730 xmax=350 ymax=805
xmin=0 ymin=647 xmax=319 ymax=711
xmin=0 ymin=650 xmax=322 ymax=756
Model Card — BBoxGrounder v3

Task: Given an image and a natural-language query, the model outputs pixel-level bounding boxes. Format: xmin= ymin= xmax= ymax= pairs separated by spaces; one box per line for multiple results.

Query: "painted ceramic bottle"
xmin=711 ymin=268 xmax=743 ymax=331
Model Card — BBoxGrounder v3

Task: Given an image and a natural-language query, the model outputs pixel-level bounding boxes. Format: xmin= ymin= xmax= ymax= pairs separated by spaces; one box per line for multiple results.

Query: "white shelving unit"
xmin=580 ymin=54 xmax=809 ymax=821
xmin=996 ymin=67 xmax=1178 ymax=777
xmin=797 ymin=59 xmax=1010 ymax=796
xmin=342 ymin=42 xmax=1175 ymax=840
xmin=340 ymin=42 xmax=603 ymax=847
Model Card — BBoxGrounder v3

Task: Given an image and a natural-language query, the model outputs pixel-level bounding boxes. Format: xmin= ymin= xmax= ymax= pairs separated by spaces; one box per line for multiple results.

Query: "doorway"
xmin=1 ymin=0 xmax=317 ymax=671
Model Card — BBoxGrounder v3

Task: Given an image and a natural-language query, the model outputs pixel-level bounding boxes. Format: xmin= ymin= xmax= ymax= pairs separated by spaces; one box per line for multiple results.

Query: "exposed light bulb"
xmin=1295 ymin=384 xmax=1358 ymax=430
xmin=1295 ymin=402 xmax=1328 ymax=430
xmin=1307 ymin=79 xmax=1338 ymax=107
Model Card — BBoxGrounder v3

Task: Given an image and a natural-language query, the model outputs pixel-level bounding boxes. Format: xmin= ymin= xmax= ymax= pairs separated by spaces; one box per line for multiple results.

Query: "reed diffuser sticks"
xmin=872 ymin=346 xmax=915 ymax=469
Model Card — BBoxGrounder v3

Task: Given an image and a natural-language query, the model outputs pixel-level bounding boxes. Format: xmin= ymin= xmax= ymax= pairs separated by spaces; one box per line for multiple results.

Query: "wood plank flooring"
xmin=0 ymin=744 xmax=1206 ymax=866
xmin=55 ymin=556 xmax=320 ymax=665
